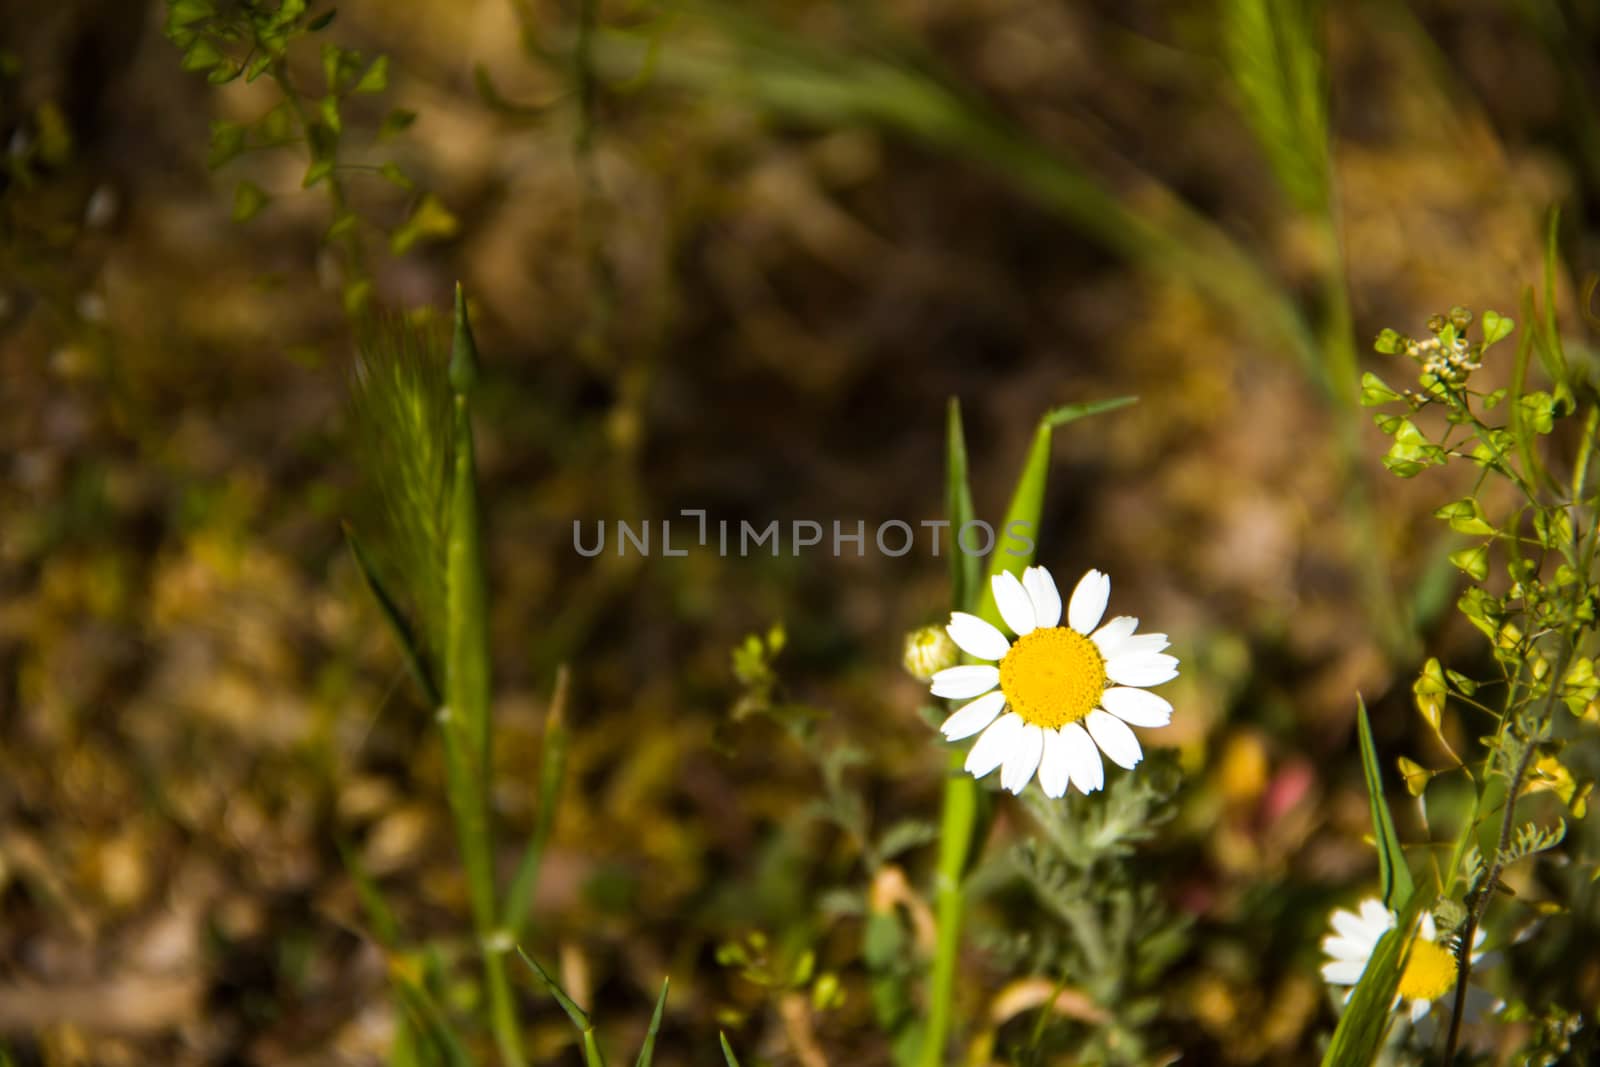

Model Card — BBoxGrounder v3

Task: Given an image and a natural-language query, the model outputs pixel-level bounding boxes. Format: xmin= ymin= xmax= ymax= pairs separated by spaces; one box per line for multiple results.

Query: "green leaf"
xmin=379 ymin=161 xmax=415 ymax=190
xmin=207 ymin=119 xmax=245 ymax=169
xmin=1374 ymin=328 xmax=1401 ymax=354
xmin=245 ymin=52 xmax=273 ymax=82
xmin=392 ymin=978 xmax=477 ymax=1067
xmin=1482 ymin=309 xmax=1515 ymax=345
xmin=443 ymin=282 xmax=491 ymax=857
xmin=520 ymin=950 xmax=606 ymax=1066
xmin=1433 ymin=498 xmax=1495 ymax=536
xmin=166 ymin=0 xmax=215 ymax=29
xmin=334 ymin=836 xmax=401 ymax=947
xmin=391 ymin=193 xmax=460 ymax=254
xmin=344 ymin=523 xmax=439 ymax=706
xmin=504 ymin=666 xmax=570 ymax=937
xmin=969 ymin=397 xmax=1136 ymax=629
xmin=944 ymin=398 xmax=978 ymax=614
xmin=1356 ymin=698 xmax=1414 ymax=909
xmin=1448 ymin=544 xmax=1489 ymax=582
xmin=231 ymin=179 xmax=268 ymax=222
xmin=1319 ymin=888 xmax=1434 ymax=1067
xmin=327 ymin=210 xmax=358 ymax=241
xmin=307 ymin=9 xmax=338 ymax=31
xmin=302 ymin=123 xmax=338 ymax=188
xmin=719 ymin=1034 xmax=742 ymax=1067
xmin=380 ymin=108 xmax=418 ymax=140
xmin=633 ymin=978 xmax=669 ymax=1067
xmin=1359 ymin=371 xmax=1401 ymax=407
xmin=518 ymin=950 xmax=590 ymax=1030
xmin=320 ymin=94 xmax=343 ymax=135
xmin=181 ymin=36 xmax=225 ymax=73
xmin=355 ymin=54 xmax=389 ymax=93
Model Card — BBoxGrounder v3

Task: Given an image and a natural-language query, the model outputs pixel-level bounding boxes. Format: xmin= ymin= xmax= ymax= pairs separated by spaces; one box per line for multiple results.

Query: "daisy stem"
xmin=920 ymin=756 xmax=977 ymax=1067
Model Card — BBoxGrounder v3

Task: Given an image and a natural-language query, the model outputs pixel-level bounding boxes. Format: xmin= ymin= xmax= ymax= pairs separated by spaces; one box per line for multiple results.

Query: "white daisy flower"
xmin=928 ymin=566 xmax=1178 ymax=797
xmin=1320 ymin=898 xmax=1490 ymax=1024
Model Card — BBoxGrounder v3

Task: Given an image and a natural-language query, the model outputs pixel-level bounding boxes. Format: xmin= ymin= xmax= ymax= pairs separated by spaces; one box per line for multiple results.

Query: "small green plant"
xmin=1331 ymin=265 xmax=1599 ymax=1061
xmin=163 ymin=0 xmax=455 ymax=313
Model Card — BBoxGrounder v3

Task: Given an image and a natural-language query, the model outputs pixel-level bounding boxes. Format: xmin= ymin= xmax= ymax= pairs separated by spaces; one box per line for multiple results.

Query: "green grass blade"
xmin=345 ymin=522 xmax=440 ymax=706
xmin=1319 ymin=887 xmax=1433 ymax=1067
xmin=1356 ymin=697 xmax=1414 ymax=909
xmin=519 ymin=949 xmax=606 ymax=1067
xmin=719 ymin=1033 xmax=742 ymax=1067
xmin=445 ymin=285 xmax=491 ymax=768
xmin=633 ymin=977 xmax=669 ymax=1067
xmin=505 ymin=666 xmax=572 ymax=936
xmin=1221 ymin=0 xmax=1330 ymax=214
xmin=393 ymin=977 xmax=478 ymax=1067
xmin=1536 ymin=206 xmax=1571 ymax=386
xmin=335 ymin=835 xmax=402 ymax=948
xmin=945 ymin=398 xmax=979 ymax=613
xmin=518 ymin=949 xmax=591 ymax=1031
xmin=1041 ymin=396 xmax=1137 ymax=429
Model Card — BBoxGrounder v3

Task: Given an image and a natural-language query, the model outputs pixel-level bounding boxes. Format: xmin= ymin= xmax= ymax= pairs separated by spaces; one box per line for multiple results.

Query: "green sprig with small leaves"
xmin=162 ymin=0 xmax=454 ymax=313
xmin=1356 ymin=296 xmax=1599 ymax=1062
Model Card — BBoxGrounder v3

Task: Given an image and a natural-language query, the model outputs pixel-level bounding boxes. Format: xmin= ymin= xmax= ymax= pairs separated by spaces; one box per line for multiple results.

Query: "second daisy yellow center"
xmin=1398 ymin=939 xmax=1457 ymax=1002
xmin=999 ymin=626 xmax=1106 ymax=729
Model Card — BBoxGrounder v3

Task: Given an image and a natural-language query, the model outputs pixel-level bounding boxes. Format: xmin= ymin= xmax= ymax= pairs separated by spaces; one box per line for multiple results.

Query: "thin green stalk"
xmin=504 ymin=666 xmax=571 ymax=937
xmin=920 ymin=754 xmax=976 ymax=1067
xmin=442 ymin=287 xmax=526 ymax=1067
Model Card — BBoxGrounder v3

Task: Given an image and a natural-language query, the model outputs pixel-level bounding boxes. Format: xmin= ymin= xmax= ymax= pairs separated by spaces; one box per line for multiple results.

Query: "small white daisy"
xmin=1320 ymin=898 xmax=1489 ymax=1024
xmin=927 ymin=566 xmax=1178 ymax=797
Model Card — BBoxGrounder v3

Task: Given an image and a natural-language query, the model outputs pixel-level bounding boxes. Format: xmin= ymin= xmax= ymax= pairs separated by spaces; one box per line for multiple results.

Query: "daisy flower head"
xmin=928 ymin=566 xmax=1178 ymax=797
xmin=1320 ymin=898 xmax=1489 ymax=1025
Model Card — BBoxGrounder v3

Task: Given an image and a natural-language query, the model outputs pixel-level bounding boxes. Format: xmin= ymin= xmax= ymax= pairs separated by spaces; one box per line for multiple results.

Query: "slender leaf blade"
xmin=719 ymin=1033 xmax=742 ymax=1067
xmin=946 ymin=398 xmax=979 ymax=614
xmin=505 ymin=666 xmax=572 ymax=936
xmin=633 ymin=978 xmax=670 ymax=1067
xmin=345 ymin=523 xmax=439 ymax=706
xmin=1357 ymin=697 xmax=1414 ymax=908
xmin=518 ymin=949 xmax=592 ymax=1031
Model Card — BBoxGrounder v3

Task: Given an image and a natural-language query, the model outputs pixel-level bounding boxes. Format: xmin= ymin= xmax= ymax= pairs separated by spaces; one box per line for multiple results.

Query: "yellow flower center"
xmin=999 ymin=626 xmax=1106 ymax=729
xmin=1397 ymin=939 xmax=1458 ymax=1003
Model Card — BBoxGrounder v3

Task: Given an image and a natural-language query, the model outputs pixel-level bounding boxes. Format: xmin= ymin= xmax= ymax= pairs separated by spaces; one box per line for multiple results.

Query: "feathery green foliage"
xmin=349 ymin=316 xmax=455 ymax=669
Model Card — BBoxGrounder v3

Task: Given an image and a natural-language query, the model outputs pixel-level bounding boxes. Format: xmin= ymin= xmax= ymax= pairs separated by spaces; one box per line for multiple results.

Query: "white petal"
xmin=1022 ymin=566 xmax=1062 ymax=628
xmin=991 ymin=571 xmax=1036 ymax=637
xmin=940 ymin=691 xmax=1007 ymax=740
xmin=1112 ymin=633 xmax=1170 ymax=656
xmin=1068 ymin=569 xmax=1110 ymax=634
xmin=1059 ymin=722 xmax=1103 ymax=794
xmin=1085 ymin=709 xmax=1143 ymax=769
xmin=1038 ymin=729 xmax=1072 ymax=798
xmin=1331 ymin=908 xmax=1374 ymax=943
xmin=1105 ymin=652 xmax=1180 ymax=687
xmin=1321 ymin=959 xmax=1366 ymax=986
xmin=1419 ymin=913 xmax=1438 ymax=942
xmin=930 ymin=665 xmax=1000 ymax=700
xmin=1321 ymin=935 xmax=1371 ymax=961
xmin=1090 ymin=616 xmax=1139 ymax=658
xmin=1357 ymin=899 xmax=1396 ymax=934
xmin=965 ymin=713 xmax=1023 ymax=778
xmin=1410 ymin=999 xmax=1432 ymax=1023
xmin=1099 ymin=687 xmax=1172 ymax=728
xmin=1001 ymin=723 xmax=1044 ymax=794
xmin=945 ymin=612 xmax=1010 ymax=661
